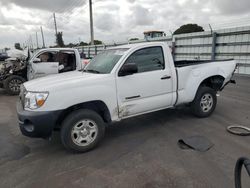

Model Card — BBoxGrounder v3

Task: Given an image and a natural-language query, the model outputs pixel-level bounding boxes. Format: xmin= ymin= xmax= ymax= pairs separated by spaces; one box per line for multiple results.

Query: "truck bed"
xmin=174 ymin=59 xmax=236 ymax=105
xmin=174 ymin=59 xmax=234 ymax=67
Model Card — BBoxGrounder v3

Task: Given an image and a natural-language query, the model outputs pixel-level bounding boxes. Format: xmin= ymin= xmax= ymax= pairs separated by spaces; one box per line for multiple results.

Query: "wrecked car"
xmin=0 ymin=57 xmax=27 ymax=95
xmin=0 ymin=48 xmax=86 ymax=95
xmin=0 ymin=52 xmax=9 ymax=61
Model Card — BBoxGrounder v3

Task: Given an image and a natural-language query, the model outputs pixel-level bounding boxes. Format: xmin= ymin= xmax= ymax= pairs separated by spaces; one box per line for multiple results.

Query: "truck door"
xmin=116 ymin=46 xmax=174 ymax=118
xmin=28 ymin=51 xmax=59 ymax=80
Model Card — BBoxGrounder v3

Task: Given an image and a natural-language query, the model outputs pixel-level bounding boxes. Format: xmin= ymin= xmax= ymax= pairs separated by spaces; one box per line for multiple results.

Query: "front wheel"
xmin=60 ymin=109 xmax=105 ymax=152
xmin=3 ymin=75 xmax=25 ymax=95
xmin=191 ymin=86 xmax=217 ymax=118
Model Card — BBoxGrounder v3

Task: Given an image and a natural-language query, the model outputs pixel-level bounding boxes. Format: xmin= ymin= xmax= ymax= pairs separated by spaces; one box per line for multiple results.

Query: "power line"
xmin=203 ymin=17 xmax=250 ymax=30
xmin=55 ymin=4 xmax=88 ymax=29
xmin=54 ymin=0 xmax=86 ymax=18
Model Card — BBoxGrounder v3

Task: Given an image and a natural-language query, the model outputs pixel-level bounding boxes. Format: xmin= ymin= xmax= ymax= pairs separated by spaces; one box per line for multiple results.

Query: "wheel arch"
xmin=190 ymin=75 xmax=225 ymax=102
xmin=55 ymin=100 xmax=112 ymax=129
xmin=198 ymin=75 xmax=225 ymax=91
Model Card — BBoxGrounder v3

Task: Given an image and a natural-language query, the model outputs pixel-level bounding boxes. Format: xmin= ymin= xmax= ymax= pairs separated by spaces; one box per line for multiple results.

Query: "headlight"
xmin=24 ymin=92 xmax=49 ymax=110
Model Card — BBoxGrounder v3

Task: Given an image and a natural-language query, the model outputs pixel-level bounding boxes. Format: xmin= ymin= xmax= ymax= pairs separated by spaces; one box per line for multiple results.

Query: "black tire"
xmin=191 ymin=86 xmax=217 ymax=118
xmin=3 ymin=75 xmax=25 ymax=95
xmin=60 ymin=109 xmax=105 ymax=152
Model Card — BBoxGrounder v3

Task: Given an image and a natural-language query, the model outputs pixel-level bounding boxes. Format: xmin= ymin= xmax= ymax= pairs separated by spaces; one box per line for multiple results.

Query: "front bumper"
xmin=16 ymin=101 xmax=62 ymax=138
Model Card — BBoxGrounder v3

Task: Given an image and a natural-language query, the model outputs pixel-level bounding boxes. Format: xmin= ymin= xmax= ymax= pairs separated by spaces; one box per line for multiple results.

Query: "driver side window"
xmin=124 ymin=46 xmax=165 ymax=73
xmin=37 ymin=52 xmax=58 ymax=63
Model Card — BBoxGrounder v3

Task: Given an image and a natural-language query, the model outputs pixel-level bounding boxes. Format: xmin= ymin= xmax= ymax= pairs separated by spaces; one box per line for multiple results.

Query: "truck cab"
xmin=27 ymin=48 xmax=81 ymax=80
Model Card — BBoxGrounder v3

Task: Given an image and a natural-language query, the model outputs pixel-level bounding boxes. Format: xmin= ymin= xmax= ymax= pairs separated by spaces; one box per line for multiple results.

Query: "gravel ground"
xmin=0 ymin=75 xmax=249 ymax=188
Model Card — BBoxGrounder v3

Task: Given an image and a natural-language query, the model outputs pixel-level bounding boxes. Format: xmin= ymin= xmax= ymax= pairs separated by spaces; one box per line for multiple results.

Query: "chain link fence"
xmin=75 ymin=26 xmax=250 ymax=75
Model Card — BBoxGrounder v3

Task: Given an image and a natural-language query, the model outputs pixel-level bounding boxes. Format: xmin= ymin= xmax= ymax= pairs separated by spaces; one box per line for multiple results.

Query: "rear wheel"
xmin=60 ymin=109 xmax=105 ymax=152
xmin=191 ymin=86 xmax=217 ymax=118
xmin=3 ymin=75 xmax=25 ymax=95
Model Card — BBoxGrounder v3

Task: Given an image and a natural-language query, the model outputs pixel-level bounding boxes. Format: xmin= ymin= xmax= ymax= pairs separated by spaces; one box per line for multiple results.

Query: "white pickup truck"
xmin=17 ymin=42 xmax=236 ymax=152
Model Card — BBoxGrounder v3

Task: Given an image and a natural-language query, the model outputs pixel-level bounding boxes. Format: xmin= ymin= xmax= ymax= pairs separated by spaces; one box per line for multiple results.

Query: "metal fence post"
xmin=211 ymin=32 xmax=217 ymax=61
xmin=88 ymin=47 xmax=90 ymax=58
xmin=82 ymin=47 xmax=84 ymax=57
xmin=172 ymin=36 xmax=176 ymax=61
xmin=95 ymin=45 xmax=97 ymax=55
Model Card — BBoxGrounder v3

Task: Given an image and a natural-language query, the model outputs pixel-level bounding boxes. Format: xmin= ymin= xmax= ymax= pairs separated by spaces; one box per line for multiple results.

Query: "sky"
xmin=0 ymin=0 xmax=250 ymax=49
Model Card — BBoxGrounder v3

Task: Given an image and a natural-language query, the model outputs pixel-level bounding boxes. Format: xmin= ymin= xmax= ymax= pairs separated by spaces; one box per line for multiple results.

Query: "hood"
xmin=6 ymin=49 xmax=27 ymax=59
xmin=24 ymin=71 xmax=108 ymax=92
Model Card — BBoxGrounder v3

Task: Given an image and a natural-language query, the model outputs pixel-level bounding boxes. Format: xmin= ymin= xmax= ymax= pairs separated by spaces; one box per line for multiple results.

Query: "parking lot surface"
xmin=0 ymin=75 xmax=250 ymax=188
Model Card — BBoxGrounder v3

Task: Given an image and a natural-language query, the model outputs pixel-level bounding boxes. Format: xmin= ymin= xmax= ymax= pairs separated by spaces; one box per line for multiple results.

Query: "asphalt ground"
xmin=0 ymin=75 xmax=249 ymax=188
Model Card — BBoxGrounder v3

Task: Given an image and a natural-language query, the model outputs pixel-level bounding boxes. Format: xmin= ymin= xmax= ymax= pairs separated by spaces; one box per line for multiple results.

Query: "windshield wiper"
xmin=83 ymin=69 xmax=100 ymax=74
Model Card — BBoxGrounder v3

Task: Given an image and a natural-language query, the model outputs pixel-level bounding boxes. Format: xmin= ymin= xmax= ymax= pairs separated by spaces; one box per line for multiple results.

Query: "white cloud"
xmin=212 ymin=0 xmax=250 ymax=14
xmin=132 ymin=5 xmax=153 ymax=26
xmin=0 ymin=0 xmax=86 ymax=13
xmin=0 ymin=0 xmax=250 ymax=48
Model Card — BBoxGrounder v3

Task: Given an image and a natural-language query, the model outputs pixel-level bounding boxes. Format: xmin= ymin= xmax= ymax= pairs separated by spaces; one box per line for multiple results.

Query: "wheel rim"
xmin=9 ymin=79 xmax=22 ymax=92
xmin=200 ymin=93 xmax=213 ymax=113
xmin=71 ymin=119 xmax=98 ymax=147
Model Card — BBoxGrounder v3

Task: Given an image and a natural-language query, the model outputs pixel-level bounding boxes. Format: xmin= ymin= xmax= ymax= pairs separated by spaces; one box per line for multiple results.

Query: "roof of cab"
xmin=40 ymin=48 xmax=76 ymax=51
xmin=143 ymin=31 xmax=164 ymax=34
xmin=110 ymin=42 xmax=166 ymax=50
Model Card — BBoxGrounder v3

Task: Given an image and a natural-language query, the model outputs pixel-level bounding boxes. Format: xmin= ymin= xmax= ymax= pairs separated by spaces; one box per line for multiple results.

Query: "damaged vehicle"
xmin=0 ymin=57 xmax=27 ymax=95
xmin=0 ymin=52 xmax=9 ymax=61
xmin=17 ymin=42 xmax=237 ymax=152
xmin=0 ymin=48 xmax=86 ymax=95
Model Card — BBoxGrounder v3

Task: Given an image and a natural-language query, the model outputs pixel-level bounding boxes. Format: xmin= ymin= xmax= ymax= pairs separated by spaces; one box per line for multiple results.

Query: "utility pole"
xmin=89 ymin=0 xmax=94 ymax=45
xmin=53 ymin=13 xmax=58 ymax=36
xmin=36 ymin=32 xmax=39 ymax=49
xmin=30 ymin=35 xmax=33 ymax=50
xmin=40 ymin=26 xmax=45 ymax=48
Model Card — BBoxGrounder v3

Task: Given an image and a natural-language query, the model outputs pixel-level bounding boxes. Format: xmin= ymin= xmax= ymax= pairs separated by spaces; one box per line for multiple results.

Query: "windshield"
xmin=27 ymin=49 xmax=39 ymax=63
xmin=84 ymin=48 xmax=128 ymax=74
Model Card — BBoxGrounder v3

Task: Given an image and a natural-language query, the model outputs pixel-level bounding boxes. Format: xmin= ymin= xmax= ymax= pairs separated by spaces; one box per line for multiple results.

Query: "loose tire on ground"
xmin=60 ymin=109 xmax=105 ymax=153
xmin=3 ymin=75 xmax=25 ymax=95
xmin=191 ymin=86 xmax=217 ymax=118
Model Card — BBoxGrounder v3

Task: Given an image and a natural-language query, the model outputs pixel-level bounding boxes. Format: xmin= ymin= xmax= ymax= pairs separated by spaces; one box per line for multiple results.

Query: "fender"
xmin=175 ymin=62 xmax=234 ymax=105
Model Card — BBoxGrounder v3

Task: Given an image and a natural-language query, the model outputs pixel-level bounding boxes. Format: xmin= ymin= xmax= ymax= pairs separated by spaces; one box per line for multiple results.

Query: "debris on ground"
xmin=227 ymin=125 xmax=250 ymax=136
xmin=178 ymin=135 xmax=214 ymax=152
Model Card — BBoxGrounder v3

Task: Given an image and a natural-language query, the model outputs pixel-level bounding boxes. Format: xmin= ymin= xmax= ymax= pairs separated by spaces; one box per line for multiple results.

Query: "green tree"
xmin=4 ymin=47 xmax=10 ymax=51
xmin=79 ymin=41 xmax=88 ymax=46
xmin=174 ymin=24 xmax=204 ymax=35
xmin=14 ymin=43 xmax=22 ymax=50
xmin=67 ymin=43 xmax=72 ymax=47
xmin=89 ymin=40 xmax=103 ymax=45
xmin=56 ymin=32 xmax=65 ymax=47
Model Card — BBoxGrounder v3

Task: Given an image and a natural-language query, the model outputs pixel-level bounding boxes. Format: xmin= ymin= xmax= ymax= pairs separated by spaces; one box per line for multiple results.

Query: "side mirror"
xmin=118 ymin=63 xmax=138 ymax=77
xmin=33 ymin=58 xmax=41 ymax=63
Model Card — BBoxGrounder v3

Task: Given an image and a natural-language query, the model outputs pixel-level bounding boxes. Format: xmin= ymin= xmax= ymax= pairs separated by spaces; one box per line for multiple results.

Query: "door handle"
xmin=125 ymin=95 xmax=141 ymax=100
xmin=161 ymin=75 xmax=171 ymax=80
